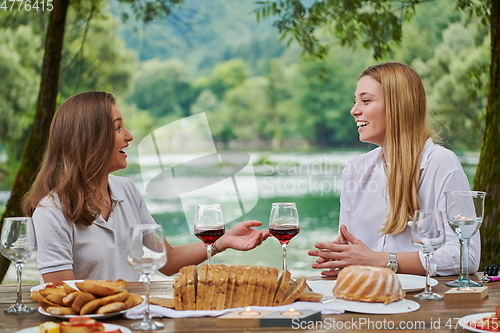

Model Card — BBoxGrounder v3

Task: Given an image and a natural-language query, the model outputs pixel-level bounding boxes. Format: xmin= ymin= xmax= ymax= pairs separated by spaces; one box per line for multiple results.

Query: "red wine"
xmin=270 ymin=226 xmax=299 ymax=244
xmin=195 ymin=228 xmax=225 ymax=244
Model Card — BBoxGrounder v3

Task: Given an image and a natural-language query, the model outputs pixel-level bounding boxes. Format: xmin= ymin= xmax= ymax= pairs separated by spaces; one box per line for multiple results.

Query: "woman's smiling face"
xmin=107 ymin=105 xmax=133 ymax=174
xmin=350 ymin=75 xmax=386 ymax=147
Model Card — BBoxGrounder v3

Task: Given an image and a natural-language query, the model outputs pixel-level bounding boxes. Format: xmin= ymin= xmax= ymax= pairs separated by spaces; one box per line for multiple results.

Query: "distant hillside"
xmin=111 ymin=0 xmax=294 ymax=76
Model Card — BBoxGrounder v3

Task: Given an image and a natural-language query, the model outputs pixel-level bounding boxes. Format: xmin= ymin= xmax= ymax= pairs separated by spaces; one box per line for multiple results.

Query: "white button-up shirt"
xmin=340 ymin=139 xmax=480 ymax=276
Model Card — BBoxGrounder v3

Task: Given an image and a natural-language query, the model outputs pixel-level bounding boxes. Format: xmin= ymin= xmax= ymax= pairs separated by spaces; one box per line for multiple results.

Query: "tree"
xmin=256 ymin=0 xmax=499 ymax=267
xmin=474 ymin=0 xmax=500 ymax=267
xmin=128 ymin=59 xmax=193 ymax=118
xmin=59 ymin=12 xmax=136 ymax=98
xmin=0 ymin=26 xmax=41 ymax=178
xmin=291 ymin=50 xmax=365 ymax=147
xmin=0 ymin=0 xmax=185 ymax=283
xmin=0 ymin=11 xmax=137 ymax=188
xmin=195 ymin=59 xmax=250 ymax=99
xmin=416 ymin=21 xmax=489 ymax=151
xmin=0 ymin=0 xmax=70 ymax=281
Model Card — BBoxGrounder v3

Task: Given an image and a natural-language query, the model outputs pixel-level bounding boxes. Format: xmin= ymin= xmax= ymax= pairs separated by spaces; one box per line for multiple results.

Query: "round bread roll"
xmin=79 ymin=290 xmax=129 ymax=315
xmin=75 ymin=279 xmax=126 ymax=297
xmin=45 ymin=306 xmax=78 ymax=316
xmin=70 ymin=292 xmax=97 ymax=313
xmin=333 ymin=265 xmax=405 ymax=304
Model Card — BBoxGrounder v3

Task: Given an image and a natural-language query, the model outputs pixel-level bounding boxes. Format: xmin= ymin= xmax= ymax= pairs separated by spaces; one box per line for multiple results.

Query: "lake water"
xmin=1 ymin=149 xmax=477 ymax=284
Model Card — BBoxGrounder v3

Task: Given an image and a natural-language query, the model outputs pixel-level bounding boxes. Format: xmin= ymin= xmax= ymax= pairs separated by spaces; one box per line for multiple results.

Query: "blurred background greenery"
xmin=0 ymin=1 xmax=487 ymax=189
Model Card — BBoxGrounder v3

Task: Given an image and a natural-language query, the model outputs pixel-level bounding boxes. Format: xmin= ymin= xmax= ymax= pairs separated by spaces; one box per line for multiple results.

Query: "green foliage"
xmin=194 ymin=59 xmax=249 ymax=99
xmin=254 ymin=0 xmax=424 ymax=59
xmin=289 ymin=49 xmax=368 ymax=147
xmin=415 ymin=19 xmax=489 ymax=150
xmin=128 ymin=58 xmax=194 ymax=118
xmin=0 ymin=0 xmax=490 ymax=181
xmin=389 ymin=0 xmax=461 ymax=64
xmin=114 ymin=0 xmax=286 ymax=76
xmin=0 ymin=4 xmax=138 ymax=187
xmin=60 ymin=10 xmax=136 ymax=98
xmin=0 ymin=26 xmax=41 ymax=178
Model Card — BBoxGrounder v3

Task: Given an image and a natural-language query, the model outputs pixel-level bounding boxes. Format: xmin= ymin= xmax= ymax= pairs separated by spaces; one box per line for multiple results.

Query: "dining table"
xmin=0 ymin=274 xmax=498 ymax=333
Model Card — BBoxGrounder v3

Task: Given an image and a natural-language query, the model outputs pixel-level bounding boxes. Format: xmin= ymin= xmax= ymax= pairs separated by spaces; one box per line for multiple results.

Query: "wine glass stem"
xmin=141 ymin=272 xmax=153 ymax=324
xmin=14 ymin=262 xmax=24 ymax=306
xmin=206 ymin=244 xmax=213 ymax=265
xmin=281 ymin=243 xmax=288 ymax=271
xmin=459 ymin=238 xmax=470 ymax=285
xmin=424 ymin=253 xmax=432 ymax=294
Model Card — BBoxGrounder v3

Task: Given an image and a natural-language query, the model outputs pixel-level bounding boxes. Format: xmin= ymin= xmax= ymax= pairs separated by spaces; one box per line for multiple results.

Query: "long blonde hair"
xmin=23 ymin=91 xmax=116 ymax=226
xmin=361 ymin=62 xmax=430 ymax=235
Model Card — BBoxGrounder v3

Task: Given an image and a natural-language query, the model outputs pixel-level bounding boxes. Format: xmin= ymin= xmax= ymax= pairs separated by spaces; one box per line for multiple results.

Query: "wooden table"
xmin=0 ymin=276 xmax=498 ymax=332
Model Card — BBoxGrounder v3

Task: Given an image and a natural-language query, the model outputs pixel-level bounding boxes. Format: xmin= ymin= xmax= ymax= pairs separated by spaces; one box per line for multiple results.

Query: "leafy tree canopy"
xmin=254 ymin=0 xmax=489 ymax=59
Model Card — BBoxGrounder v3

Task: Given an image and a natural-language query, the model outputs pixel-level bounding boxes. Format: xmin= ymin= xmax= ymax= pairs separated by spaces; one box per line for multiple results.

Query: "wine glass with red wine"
xmin=194 ymin=203 xmax=225 ymax=265
xmin=269 ymin=202 xmax=300 ymax=271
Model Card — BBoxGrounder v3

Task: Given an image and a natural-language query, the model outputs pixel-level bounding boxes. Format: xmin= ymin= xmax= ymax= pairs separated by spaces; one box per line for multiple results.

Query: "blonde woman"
xmin=23 ymin=91 xmax=268 ymax=282
xmin=308 ymin=62 xmax=480 ymax=276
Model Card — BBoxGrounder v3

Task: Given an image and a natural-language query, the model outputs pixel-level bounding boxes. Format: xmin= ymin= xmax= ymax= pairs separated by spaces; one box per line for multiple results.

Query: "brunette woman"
xmin=23 ymin=91 xmax=268 ymax=282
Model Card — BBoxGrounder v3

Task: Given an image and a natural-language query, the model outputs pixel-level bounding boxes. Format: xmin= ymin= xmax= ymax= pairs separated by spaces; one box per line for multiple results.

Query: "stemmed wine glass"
xmin=127 ymin=224 xmax=167 ymax=330
xmin=269 ymin=202 xmax=300 ymax=271
xmin=445 ymin=191 xmax=486 ymax=288
xmin=410 ymin=210 xmax=446 ymax=300
xmin=194 ymin=204 xmax=225 ymax=265
xmin=0 ymin=217 xmax=37 ymax=314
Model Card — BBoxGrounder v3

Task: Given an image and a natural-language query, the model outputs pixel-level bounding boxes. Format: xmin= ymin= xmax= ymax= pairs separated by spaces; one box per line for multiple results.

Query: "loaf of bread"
xmin=333 ymin=265 xmax=405 ymax=304
xmin=173 ymin=264 xmax=313 ymax=310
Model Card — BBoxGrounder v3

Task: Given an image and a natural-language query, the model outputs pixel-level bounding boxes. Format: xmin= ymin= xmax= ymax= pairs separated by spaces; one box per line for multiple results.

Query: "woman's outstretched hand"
xmin=308 ymin=225 xmax=375 ymax=276
xmin=218 ymin=220 xmax=269 ymax=251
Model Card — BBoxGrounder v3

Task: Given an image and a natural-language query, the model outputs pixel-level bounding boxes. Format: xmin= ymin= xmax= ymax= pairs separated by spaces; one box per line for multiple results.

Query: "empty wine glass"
xmin=269 ymin=202 xmax=300 ymax=271
xmin=445 ymin=191 xmax=486 ymax=288
xmin=0 ymin=217 xmax=37 ymax=314
xmin=411 ymin=210 xmax=446 ymax=300
xmin=127 ymin=224 xmax=167 ymax=330
xmin=194 ymin=204 xmax=225 ymax=265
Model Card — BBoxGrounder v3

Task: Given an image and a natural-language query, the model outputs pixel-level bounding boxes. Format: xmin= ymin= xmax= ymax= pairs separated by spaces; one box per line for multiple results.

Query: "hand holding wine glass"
xmin=269 ymin=202 xmax=300 ymax=271
xmin=0 ymin=217 xmax=37 ymax=314
xmin=127 ymin=224 xmax=167 ymax=330
xmin=194 ymin=204 xmax=225 ymax=265
xmin=411 ymin=210 xmax=446 ymax=300
xmin=444 ymin=191 xmax=486 ymax=288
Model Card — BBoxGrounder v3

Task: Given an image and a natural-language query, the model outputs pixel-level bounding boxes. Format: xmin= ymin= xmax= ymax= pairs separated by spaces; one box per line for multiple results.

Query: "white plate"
xmin=458 ymin=312 xmax=498 ymax=333
xmin=15 ymin=323 xmax=132 ymax=333
xmin=38 ymin=306 xmax=131 ymax=319
xmin=323 ymin=297 xmax=420 ymax=314
xmin=397 ymin=274 xmax=438 ymax=292
xmin=31 ymin=280 xmax=141 ymax=319
xmin=307 ymin=274 xmax=438 ymax=296
xmin=30 ymin=280 xmax=83 ymax=292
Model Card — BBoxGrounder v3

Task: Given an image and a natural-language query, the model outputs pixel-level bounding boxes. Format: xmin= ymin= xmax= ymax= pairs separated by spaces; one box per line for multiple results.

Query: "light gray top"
xmin=33 ymin=175 xmax=157 ymax=281
xmin=340 ymin=139 xmax=481 ymax=276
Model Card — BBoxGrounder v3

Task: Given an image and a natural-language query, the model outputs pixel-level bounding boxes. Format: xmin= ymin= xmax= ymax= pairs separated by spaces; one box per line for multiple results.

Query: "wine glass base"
xmin=4 ymin=303 xmax=37 ymax=314
xmin=413 ymin=291 xmax=443 ymax=301
xmin=445 ymin=279 xmax=483 ymax=288
xmin=130 ymin=320 xmax=164 ymax=330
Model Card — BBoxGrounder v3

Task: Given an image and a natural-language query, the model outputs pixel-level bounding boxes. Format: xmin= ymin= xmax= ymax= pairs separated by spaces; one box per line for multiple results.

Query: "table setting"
xmin=2 ymin=196 xmax=500 ymax=332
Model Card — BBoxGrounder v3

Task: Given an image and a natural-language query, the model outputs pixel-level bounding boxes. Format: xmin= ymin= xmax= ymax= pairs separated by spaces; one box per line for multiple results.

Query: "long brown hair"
xmin=23 ymin=91 xmax=116 ymax=226
xmin=361 ymin=62 xmax=430 ymax=235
